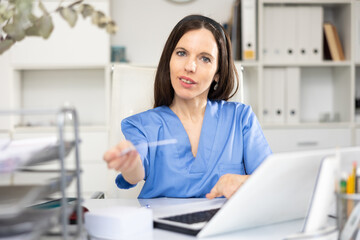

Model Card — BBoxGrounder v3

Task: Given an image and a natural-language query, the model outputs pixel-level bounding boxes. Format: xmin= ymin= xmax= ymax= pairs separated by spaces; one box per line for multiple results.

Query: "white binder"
xmin=263 ymin=6 xmax=283 ymax=63
xmin=296 ymin=6 xmax=311 ymax=63
xmin=308 ymin=6 xmax=323 ymax=63
xmin=282 ymin=7 xmax=297 ymax=63
xmin=271 ymin=7 xmax=284 ymax=63
xmin=262 ymin=68 xmax=274 ymax=123
xmin=286 ymin=67 xmax=300 ymax=124
xmin=262 ymin=6 xmax=272 ymax=62
xmin=241 ymin=0 xmax=256 ymax=60
xmin=272 ymin=68 xmax=286 ymax=124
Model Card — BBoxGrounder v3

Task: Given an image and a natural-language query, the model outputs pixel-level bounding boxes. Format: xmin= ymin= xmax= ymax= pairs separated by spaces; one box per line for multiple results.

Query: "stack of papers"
xmin=0 ymin=137 xmax=75 ymax=173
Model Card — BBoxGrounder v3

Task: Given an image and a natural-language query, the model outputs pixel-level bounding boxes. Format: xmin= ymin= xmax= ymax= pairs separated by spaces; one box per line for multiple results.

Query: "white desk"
xmin=81 ymin=198 xmax=307 ymax=240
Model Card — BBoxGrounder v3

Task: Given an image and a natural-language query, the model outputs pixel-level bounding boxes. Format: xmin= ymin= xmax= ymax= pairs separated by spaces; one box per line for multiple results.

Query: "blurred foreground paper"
xmin=0 ymin=137 xmax=75 ymax=173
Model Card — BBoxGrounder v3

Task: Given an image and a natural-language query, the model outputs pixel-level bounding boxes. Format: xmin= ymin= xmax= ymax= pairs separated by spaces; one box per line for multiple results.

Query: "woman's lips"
xmin=179 ymin=76 xmax=196 ymax=88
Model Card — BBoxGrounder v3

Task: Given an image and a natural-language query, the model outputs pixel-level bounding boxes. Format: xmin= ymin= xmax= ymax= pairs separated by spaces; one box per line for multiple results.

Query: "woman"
xmin=103 ymin=15 xmax=272 ymax=199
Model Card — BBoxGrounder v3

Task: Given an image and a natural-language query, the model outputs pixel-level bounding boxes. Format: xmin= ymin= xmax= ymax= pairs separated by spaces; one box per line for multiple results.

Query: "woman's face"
xmin=169 ymin=28 xmax=219 ymax=103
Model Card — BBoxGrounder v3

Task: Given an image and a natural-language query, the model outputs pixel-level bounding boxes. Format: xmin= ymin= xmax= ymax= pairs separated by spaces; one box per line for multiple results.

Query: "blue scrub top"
xmin=116 ymin=99 xmax=272 ymax=198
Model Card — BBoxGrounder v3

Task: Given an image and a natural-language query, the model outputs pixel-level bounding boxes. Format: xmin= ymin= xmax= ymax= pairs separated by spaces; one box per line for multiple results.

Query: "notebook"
xmin=153 ymin=148 xmax=336 ymax=238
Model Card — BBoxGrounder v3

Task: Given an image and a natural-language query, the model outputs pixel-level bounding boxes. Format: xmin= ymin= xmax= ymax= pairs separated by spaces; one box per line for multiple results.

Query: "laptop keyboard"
xmin=161 ymin=208 xmax=220 ymax=224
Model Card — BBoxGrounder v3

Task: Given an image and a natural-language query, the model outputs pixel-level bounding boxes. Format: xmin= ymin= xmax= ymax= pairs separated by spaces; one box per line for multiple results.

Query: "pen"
xmin=118 ymin=139 xmax=178 ymax=157
xmin=347 ymin=162 xmax=357 ymax=194
xmin=352 ymin=162 xmax=357 ymax=193
xmin=340 ymin=177 xmax=347 ymax=194
xmin=346 ymin=162 xmax=357 ymax=217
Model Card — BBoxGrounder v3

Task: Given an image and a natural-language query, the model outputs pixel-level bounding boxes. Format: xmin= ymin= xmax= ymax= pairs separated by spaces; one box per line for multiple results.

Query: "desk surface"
xmin=81 ymin=198 xmax=305 ymax=240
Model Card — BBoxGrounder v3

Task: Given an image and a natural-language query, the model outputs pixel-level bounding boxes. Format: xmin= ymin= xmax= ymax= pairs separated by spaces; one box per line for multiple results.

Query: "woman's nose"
xmin=185 ymin=58 xmax=196 ymax=72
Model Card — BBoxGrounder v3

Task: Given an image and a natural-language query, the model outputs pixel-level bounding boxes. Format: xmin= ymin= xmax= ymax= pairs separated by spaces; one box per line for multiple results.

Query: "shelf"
xmin=11 ymin=64 xmax=108 ymax=70
xmin=262 ymin=61 xmax=352 ymax=67
xmin=261 ymin=0 xmax=351 ymax=4
xmin=13 ymin=68 xmax=108 ymax=127
xmin=234 ymin=61 xmax=259 ymax=67
xmin=262 ymin=122 xmax=352 ymax=129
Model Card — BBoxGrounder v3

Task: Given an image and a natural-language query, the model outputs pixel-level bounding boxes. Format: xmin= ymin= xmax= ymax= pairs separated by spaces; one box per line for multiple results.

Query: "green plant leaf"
xmin=92 ymin=11 xmax=107 ymax=28
xmin=37 ymin=14 xmax=53 ymax=39
xmin=25 ymin=25 xmax=40 ymax=36
xmin=0 ymin=39 xmax=15 ymax=54
xmin=38 ymin=0 xmax=49 ymax=15
xmin=106 ymin=21 xmax=118 ymax=34
xmin=13 ymin=0 xmax=33 ymax=17
xmin=59 ymin=6 xmax=78 ymax=28
xmin=79 ymin=3 xmax=93 ymax=18
xmin=68 ymin=0 xmax=83 ymax=8
xmin=0 ymin=5 xmax=14 ymax=24
xmin=3 ymin=21 xmax=26 ymax=41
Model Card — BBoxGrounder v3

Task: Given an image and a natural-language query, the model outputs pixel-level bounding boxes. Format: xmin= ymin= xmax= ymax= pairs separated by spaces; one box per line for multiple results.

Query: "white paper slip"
xmin=118 ymin=139 xmax=178 ymax=157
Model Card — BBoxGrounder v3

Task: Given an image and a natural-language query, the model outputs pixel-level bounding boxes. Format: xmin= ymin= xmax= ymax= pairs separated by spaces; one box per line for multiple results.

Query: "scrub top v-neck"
xmin=116 ymin=99 xmax=272 ymax=198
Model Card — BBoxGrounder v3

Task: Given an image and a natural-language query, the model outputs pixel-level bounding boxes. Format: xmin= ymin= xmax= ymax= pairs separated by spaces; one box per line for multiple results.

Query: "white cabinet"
xmin=11 ymin=67 xmax=109 ymax=127
xmin=263 ymin=128 xmax=352 ymax=153
xmin=238 ymin=0 xmax=358 ymax=151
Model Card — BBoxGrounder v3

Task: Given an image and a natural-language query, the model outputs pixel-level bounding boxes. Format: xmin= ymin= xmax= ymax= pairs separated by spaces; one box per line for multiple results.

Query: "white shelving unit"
xmin=238 ymin=0 xmax=360 ymax=152
xmin=0 ymin=0 xmax=112 ymax=197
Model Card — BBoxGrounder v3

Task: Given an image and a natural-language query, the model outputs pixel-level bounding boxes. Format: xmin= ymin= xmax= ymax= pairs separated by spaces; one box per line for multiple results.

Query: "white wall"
xmin=0 ymin=51 xmax=13 ymax=129
xmin=110 ymin=0 xmax=235 ymax=66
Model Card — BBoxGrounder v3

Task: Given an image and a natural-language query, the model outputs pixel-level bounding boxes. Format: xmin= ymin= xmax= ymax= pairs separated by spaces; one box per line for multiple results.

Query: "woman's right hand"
xmin=103 ymin=140 xmax=145 ymax=184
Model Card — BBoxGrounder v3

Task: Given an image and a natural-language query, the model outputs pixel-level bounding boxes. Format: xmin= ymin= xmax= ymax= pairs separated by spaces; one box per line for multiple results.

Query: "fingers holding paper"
xmin=103 ymin=140 xmax=145 ymax=184
xmin=206 ymin=174 xmax=250 ymax=199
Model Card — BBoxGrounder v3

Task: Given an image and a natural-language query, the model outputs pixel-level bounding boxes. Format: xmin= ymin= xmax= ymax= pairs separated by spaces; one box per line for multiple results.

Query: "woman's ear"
xmin=214 ymin=73 xmax=219 ymax=83
xmin=213 ymin=74 xmax=219 ymax=91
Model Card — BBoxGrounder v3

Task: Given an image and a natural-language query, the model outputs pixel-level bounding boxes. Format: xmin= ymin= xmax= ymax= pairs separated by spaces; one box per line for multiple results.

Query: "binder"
xmin=286 ymin=67 xmax=300 ymax=124
xmin=282 ymin=7 xmax=297 ymax=63
xmin=296 ymin=6 xmax=311 ymax=63
xmin=262 ymin=6 xmax=272 ymax=62
xmin=262 ymin=68 xmax=285 ymax=124
xmin=241 ymin=0 xmax=256 ymax=60
xmin=262 ymin=68 xmax=273 ymax=123
xmin=263 ymin=6 xmax=283 ymax=63
xmin=272 ymin=68 xmax=286 ymax=124
xmin=323 ymin=23 xmax=345 ymax=61
xmin=308 ymin=7 xmax=323 ymax=62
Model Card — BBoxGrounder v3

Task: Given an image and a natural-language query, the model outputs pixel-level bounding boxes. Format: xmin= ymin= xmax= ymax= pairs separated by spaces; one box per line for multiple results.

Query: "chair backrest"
xmin=107 ymin=64 xmax=243 ymax=198
xmin=107 ymin=64 xmax=156 ymax=198
xmin=109 ymin=64 xmax=157 ymax=147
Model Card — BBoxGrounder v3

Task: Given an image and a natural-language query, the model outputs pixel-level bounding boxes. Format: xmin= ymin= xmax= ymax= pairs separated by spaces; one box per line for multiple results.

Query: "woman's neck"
xmin=170 ymin=97 xmax=207 ymax=121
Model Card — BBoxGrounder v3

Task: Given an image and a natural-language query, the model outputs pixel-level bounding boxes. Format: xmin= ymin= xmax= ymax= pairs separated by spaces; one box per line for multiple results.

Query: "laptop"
xmin=152 ymin=148 xmax=336 ymax=238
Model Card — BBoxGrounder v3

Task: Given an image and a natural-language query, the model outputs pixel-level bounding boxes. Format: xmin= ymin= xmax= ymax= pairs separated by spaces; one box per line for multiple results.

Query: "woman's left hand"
xmin=206 ymin=174 xmax=250 ymax=199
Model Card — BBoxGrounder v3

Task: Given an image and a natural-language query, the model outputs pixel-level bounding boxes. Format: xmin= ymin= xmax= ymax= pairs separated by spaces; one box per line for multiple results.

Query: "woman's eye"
xmin=176 ymin=51 xmax=186 ymax=57
xmin=201 ymin=56 xmax=211 ymax=63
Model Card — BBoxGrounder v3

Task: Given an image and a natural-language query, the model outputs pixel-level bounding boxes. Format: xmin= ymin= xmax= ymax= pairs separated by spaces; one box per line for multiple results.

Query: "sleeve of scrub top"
xmin=241 ymin=106 xmax=272 ymax=174
xmin=115 ymin=115 xmax=150 ymax=189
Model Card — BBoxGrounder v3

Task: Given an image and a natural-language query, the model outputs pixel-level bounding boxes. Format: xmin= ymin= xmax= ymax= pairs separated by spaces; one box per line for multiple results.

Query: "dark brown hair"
xmin=153 ymin=15 xmax=239 ymax=108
